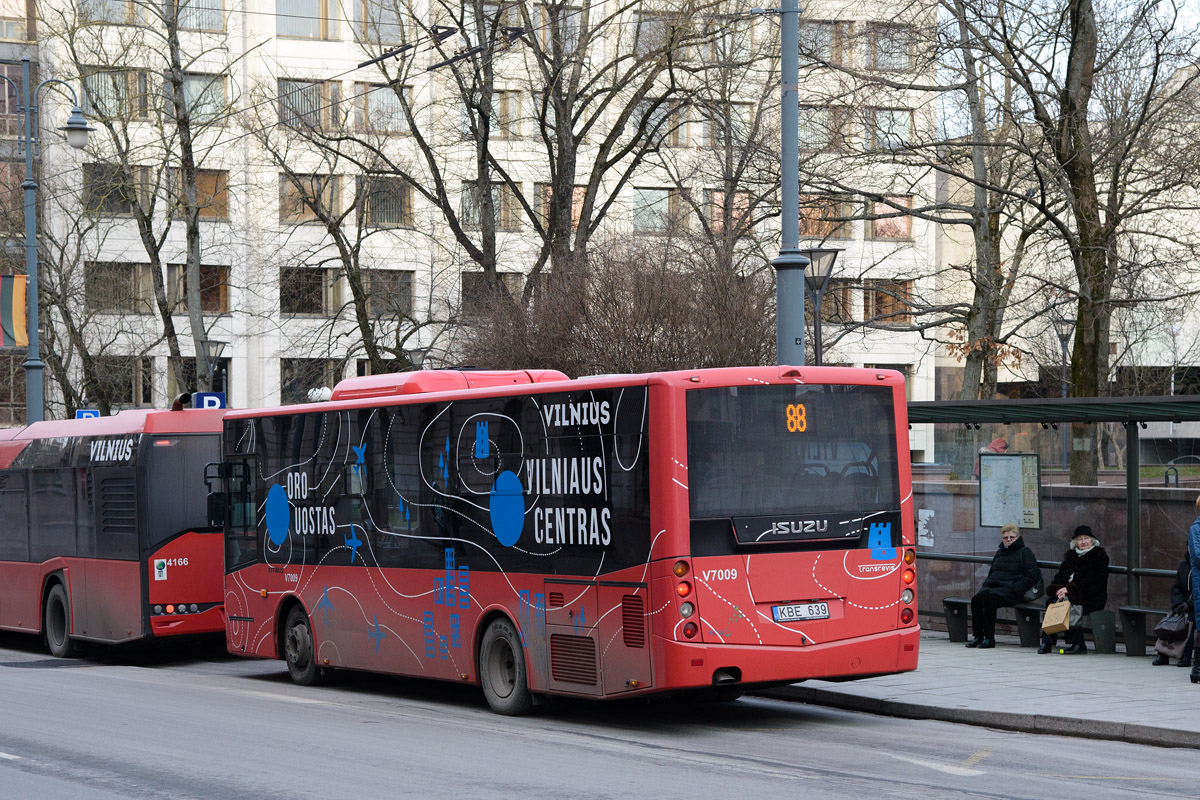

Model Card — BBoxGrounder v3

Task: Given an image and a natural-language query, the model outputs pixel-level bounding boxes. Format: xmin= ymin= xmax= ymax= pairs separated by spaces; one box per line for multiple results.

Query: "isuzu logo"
xmin=768 ymin=519 xmax=829 ymax=536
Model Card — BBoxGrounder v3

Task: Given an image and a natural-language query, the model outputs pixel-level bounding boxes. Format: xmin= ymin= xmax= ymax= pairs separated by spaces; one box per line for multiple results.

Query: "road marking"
xmin=889 ymin=754 xmax=986 ymax=777
xmin=0 ymin=751 xmax=20 ymax=760
xmin=235 ymin=689 xmax=330 ymax=706
xmin=963 ymin=748 xmax=993 ymax=767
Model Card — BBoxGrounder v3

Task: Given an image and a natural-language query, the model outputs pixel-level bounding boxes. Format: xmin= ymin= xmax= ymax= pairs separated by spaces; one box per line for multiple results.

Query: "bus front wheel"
xmin=283 ymin=606 xmax=328 ymax=686
xmin=44 ymin=584 xmax=78 ymax=659
xmin=479 ymin=618 xmax=533 ymax=716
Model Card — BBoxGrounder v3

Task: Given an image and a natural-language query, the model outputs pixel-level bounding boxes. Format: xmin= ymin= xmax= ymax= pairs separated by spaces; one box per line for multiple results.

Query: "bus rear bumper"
xmin=149 ymin=606 xmax=224 ymax=637
xmin=655 ymin=625 xmax=920 ymax=690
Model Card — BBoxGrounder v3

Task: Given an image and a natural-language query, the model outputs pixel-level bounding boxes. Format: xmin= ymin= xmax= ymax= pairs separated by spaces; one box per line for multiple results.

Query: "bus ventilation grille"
xmin=547 ymin=592 xmax=565 ymax=608
xmin=550 ymin=634 xmax=598 ymax=685
xmin=99 ymin=475 xmax=136 ymax=535
xmin=622 ymin=595 xmax=646 ymax=648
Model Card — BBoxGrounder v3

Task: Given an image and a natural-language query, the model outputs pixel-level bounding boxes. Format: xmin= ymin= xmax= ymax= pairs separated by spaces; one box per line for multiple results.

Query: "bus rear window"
xmin=686 ymin=384 xmax=899 ymax=519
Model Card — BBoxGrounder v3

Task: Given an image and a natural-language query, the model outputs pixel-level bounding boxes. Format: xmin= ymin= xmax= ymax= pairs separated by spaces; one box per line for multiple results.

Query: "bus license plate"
xmin=772 ymin=602 xmax=830 ymax=622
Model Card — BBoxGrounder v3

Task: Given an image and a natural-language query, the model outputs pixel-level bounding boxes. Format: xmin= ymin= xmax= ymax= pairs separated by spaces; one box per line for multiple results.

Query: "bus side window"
xmin=0 ymin=472 xmax=29 ymax=561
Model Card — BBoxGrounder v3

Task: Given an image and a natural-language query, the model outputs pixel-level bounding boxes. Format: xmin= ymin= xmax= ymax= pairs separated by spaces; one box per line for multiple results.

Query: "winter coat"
xmin=1170 ymin=557 xmax=1194 ymax=616
xmin=1047 ymin=545 xmax=1110 ymax=614
xmin=976 ymin=536 xmax=1040 ymax=605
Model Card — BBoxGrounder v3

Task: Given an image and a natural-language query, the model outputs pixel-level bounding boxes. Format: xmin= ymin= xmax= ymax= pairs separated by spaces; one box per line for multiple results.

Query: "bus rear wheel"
xmin=283 ymin=605 xmax=328 ymax=686
xmin=44 ymin=584 xmax=78 ymax=659
xmin=479 ymin=618 xmax=533 ymax=716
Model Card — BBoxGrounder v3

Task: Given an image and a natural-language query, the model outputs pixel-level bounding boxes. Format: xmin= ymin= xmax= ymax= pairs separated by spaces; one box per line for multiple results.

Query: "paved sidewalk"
xmin=761 ymin=631 xmax=1200 ymax=748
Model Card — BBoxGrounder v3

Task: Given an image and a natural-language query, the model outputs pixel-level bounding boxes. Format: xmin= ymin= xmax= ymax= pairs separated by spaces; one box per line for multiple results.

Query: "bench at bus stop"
xmin=942 ymin=597 xmax=1117 ymax=653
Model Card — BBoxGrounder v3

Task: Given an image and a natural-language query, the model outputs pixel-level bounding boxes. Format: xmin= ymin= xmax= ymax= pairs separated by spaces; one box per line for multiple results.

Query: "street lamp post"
xmin=199 ymin=339 xmax=226 ymax=394
xmin=1054 ymin=318 xmax=1074 ymax=476
xmin=770 ymin=0 xmax=811 ymax=366
xmin=800 ymin=247 xmax=841 ymax=366
xmin=0 ymin=56 xmax=92 ymax=423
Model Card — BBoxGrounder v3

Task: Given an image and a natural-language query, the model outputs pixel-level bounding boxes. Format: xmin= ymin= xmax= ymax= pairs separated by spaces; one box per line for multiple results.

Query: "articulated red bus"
xmin=218 ymin=366 xmax=917 ymax=713
xmin=0 ymin=406 xmax=227 ymax=656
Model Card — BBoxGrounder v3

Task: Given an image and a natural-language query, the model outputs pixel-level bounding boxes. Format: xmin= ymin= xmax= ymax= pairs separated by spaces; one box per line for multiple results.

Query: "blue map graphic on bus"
xmin=489 ymin=470 xmax=524 ymax=547
xmin=265 ymin=483 xmax=289 ymax=546
xmin=868 ymin=521 xmax=897 ymax=561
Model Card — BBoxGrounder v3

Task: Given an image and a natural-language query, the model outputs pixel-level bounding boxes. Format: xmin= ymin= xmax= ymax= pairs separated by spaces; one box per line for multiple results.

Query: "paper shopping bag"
xmin=1042 ymin=600 xmax=1071 ymax=634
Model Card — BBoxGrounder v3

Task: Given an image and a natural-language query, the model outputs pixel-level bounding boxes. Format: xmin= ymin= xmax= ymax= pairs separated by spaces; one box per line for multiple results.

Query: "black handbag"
xmin=1153 ymin=610 xmax=1191 ymax=641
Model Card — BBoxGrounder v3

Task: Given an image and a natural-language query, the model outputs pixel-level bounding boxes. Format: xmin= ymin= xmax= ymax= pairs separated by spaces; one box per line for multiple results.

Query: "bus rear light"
xmin=902 ymin=568 xmax=915 ymax=585
xmin=683 ymin=622 xmax=698 ymax=639
xmin=189 ymin=604 xmax=199 ymax=613
xmin=165 ymin=604 xmax=175 ymax=614
xmin=154 ymin=605 xmax=163 ymax=614
xmin=676 ymin=581 xmax=691 ymax=598
xmin=901 ymin=589 xmax=914 ymax=604
xmin=679 ymin=602 xmax=694 ymax=618
xmin=672 ymin=560 xmax=689 ymax=577
xmin=903 ymin=549 xmax=915 ymax=565
xmin=900 ymin=608 xmax=914 ymax=624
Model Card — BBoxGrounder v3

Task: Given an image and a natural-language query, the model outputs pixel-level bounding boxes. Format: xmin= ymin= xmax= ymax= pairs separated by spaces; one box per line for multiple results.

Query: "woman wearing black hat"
xmin=1040 ymin=525 xmax=1110 ymax=654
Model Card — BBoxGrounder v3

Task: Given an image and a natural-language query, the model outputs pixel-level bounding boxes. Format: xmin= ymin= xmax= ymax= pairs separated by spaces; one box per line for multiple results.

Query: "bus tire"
xmin=44 ymin=584 xmax=78 ymax=659
xmin=283 ymin=605 xmax=328 ymax=686
xmin=479 ymin=618 xmax=533 ymax=716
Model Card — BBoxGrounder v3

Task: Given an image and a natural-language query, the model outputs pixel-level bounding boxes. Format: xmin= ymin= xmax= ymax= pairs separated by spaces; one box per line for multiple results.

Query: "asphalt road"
xmin=0 ymin=632 xmax=1196 ymax=799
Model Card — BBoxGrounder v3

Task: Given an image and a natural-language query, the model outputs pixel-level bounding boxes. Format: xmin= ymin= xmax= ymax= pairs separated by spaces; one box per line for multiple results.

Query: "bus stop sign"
xmin=194 ymin=392 xmax=226 ymax=409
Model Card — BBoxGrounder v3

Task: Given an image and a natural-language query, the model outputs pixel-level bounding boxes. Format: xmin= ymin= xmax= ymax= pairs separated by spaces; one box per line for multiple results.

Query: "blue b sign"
xmin=76 ymin=409 xmax=100 ymax=419
xmin=194 ymin=392 xmax=226 ymax=409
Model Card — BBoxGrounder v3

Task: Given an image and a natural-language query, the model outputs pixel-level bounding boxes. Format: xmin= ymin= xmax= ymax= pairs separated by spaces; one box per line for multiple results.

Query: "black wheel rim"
xmin=286 ymin=620 xmax=312 ymax=670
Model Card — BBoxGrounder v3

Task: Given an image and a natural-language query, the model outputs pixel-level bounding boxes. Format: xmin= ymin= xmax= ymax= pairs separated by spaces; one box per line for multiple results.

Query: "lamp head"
xmin=799 ymin=247 xmax=843 ymax=293
xmin=1053 ymin=317 xmax=1074 ymax=343
xmin=61 ymin=107 xmax=93 ymax=150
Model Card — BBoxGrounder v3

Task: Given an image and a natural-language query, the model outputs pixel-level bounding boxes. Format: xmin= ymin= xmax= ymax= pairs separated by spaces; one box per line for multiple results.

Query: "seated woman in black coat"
xmin=1040 ymin=525 xmax=1110 ymax=654
xmin=966 ymin=523 xmax=1040 ymax=649
xmin=1152 ymin=555 xmax=1193 ymax=667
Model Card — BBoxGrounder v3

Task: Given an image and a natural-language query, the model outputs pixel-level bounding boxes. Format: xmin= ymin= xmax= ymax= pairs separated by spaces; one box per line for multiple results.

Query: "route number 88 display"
xmin=785 ymin=403 xmax=807 ymax=433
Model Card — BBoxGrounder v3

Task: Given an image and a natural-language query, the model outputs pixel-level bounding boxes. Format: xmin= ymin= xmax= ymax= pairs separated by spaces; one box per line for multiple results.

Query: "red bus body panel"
xmin=223 ymin=366 xmax=917 ymax=698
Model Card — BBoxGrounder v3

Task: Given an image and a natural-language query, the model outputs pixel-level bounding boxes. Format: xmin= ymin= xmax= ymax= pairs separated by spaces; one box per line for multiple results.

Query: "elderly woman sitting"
xmin=1040 ymin=525 xmax=1110 ymax=655
xmin=966 ymin=523 xmax=1040 ymax=649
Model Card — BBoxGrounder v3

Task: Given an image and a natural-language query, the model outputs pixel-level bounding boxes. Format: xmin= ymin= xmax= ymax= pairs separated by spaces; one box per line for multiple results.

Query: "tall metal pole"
xmin=812 ymin=285 xmax=825 ymax=365
xmin=1058 ymin=334 xmax=1069 ymax=475
xmin=772 ymin=0 xmax=810 ymax=366
xmin=21 ymin=57 xmax=43 ymax=424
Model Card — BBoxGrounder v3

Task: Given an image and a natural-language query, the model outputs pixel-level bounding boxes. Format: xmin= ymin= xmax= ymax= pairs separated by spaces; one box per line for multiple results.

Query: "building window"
xmin=536 ymin=183 xmax=586 ymax=231
xmin=799 ymin=194 xmax=854 ymax=239
xmin=171 ymin=0 xmax=223 ymax=31
xmin=461 ymin=271 xmax=520 ymax=318
xmin=461 ymin=182 xmax=521 ymax=231
xmin=0 ymin=0 xmax=26 ymax=40
xmin=800 ymin=20 xmax=850 ymax=66
xmin=353 ymin=0 xmax=406 ymax=44
xmin=356 ymin=84 xmax=410 ymax=133
xmin=82 ymin=68 xmax=149 ymax=120
xmin=279 ymin=174 xmax=341 ymax=224
xmin=171 ymin=168 xmax=230 ymax=220
xmin=167 ymin=264 xmax=230 ymax=314
xmin=820 ymin=279 xmax=855 ymax=323
xmin=700 ymin=102 xmax=752 ymax=149
xmin=78 ymin=0 xmax=139 ymax=24
xmin=277 ymin=0 xmax=338 ymax=39
xmin=706 ymin=189 xmax=752 ymax=235
xmin=462 ymin=91 xmax=520 ymax=139
xmin=633 ymin=12 xmax=673 ymax=57
xmin=93 ymin=355 xmax=153 ymax=407
xmin=181 ymin=73 xmax=226 ymax=123
xmin=870 ymin=23 xmax=913 ymax=71
xmin=869 ymin=108 xmax=913 ymax=151
xmin=537 ymin=4 xmax=581 ymax=54
xmin=85 ymin=262 xmax=155 ymax=313
xmin=280 ymin=267 xmax=340 ymax=316
xmin=83 ymin=164 xmax=150 ymax=216
xmin=632 ymin=187 xmax=684 ymax=234
xmin=868 ymin=196 xmax=912 ymax=239
xmin=799 ymin=106 xmax=844 ymax=151
xmin=0 ymin=352 xmax=23 ymax=425
xmin=863 ymin=279 xmax=912 ymax=324
xmin=364 ymin=269 xmax=413 ymax=317
xmin=358 ymin=176 xmax=413 ymax=227
xmin=280 ymin=358 xmax=340 ymax=404
xmin=279 ymin=79 xmax=340 ymax=130
xmin=0 ymin=63 xmax=23 ymax=136
xmin=0 ymin=160 xmax=21 ymax=237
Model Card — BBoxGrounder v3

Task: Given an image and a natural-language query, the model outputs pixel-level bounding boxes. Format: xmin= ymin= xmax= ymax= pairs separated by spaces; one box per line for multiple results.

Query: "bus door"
xmin=543 ymin=578 xmax=601 ymax=696
xmin=597 ymin=580 xmax=652 ymax=695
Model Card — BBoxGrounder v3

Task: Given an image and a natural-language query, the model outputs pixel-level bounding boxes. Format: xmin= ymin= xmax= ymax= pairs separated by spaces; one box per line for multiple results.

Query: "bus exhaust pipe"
xmin=713 ymin=668 xmax=740 ymax=686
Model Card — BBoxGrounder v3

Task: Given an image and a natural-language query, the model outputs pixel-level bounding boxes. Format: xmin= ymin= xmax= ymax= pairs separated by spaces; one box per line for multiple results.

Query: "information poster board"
xmin=979 ymin=453 xmax=1041 ymax=529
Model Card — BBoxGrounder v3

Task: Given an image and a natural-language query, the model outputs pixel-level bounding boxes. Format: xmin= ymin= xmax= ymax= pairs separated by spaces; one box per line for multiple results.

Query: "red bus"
xmin=0 ymin=405 xmax=227 ymax=656
xmin=217 ymin=366 xmax=917 ymax=713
